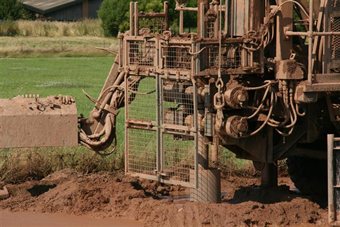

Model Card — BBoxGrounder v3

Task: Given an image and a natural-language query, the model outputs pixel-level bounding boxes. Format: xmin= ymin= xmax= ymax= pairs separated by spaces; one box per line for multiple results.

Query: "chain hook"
xmin=215 ymin=78 xmax=224 ymax=91
xmin=213 ymin=92 xmax=225 ymax=110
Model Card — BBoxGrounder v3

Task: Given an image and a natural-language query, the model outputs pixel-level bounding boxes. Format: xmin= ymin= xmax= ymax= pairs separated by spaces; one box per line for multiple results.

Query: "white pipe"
xmin=308 ymin=0 xmax=313 ymax=84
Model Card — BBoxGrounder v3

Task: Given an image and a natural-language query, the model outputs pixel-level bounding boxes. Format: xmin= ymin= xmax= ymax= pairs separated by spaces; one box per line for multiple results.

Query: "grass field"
xmin=0 ymin=36 xmax=117 ymax=58
xmin=0 ymin=20 xmax=104 ymax=37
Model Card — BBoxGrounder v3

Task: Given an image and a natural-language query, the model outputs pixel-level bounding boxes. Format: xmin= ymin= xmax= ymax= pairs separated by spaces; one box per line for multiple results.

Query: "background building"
xmin=22 ymin=0 xmax=102 ymax=21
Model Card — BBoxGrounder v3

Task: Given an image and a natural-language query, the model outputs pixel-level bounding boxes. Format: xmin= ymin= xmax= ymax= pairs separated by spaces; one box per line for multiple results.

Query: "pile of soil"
xmin=0 ymin=169 xmax=327 ymax=226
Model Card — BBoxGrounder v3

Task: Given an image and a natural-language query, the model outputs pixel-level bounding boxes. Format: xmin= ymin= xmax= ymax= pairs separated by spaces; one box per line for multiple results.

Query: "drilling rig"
xmin=2 ymin=0 xmax=340 ymax=222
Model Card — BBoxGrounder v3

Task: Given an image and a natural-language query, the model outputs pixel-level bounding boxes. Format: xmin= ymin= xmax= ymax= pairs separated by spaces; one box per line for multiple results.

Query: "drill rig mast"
xmin=78 ymin=0 xmax=340 ymax=200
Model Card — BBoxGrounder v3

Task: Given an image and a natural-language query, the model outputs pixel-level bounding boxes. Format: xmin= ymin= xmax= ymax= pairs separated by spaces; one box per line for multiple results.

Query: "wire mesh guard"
xmin=331 ymin=17 xmax=340 ymax=60
xmin=206 ymin=20 xmax=215 ymax=38
xmin=128 ymin=41 xmax=156 ymax=67
xmin=139 ymin=17 xmax=166 ymax=34
xmin=161 ymin=79 xmax=196 ymax=185
xmin=127 ymin=128 xmax=157 ymax=175
xmin=127 ymin=77 xmax=156 ymax=122
xmin=200 ymin=44 xmax=242 ymax=71
xmin=162 ymin=133 xmax=195 ymax=184
xmin=125 ymin=76 xmax=197 ymax=187
xmin=162 ymin=80 xmax=194 ymax=128
xmin=330 ymin=0 xmax=340 ymax=72
xmin=162 ymin=45 xmax=192 ymax=70
xmin=126 ymin=77 xmax=157 ymax=176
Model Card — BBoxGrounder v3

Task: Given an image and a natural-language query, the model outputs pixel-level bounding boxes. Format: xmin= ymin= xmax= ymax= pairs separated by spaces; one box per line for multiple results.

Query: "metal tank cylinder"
xmin=228 ymin=0 xmax=265 ymax=37
xmin=190 ymin=131 xmax=221 ymax=203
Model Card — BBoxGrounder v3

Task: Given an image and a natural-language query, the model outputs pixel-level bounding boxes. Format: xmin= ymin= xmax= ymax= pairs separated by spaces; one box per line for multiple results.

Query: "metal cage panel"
xmin=162 ymin=133 xmax=195 ymax=184
xmin=125 ymin=75 xmax=198 ymax=188
xmin=162 ymin=80 xmax=194 ymax=129
xmin=330 ymin=0 xmax=340 ymax=72
xmin=162 ymin=45 xmax=192 ymax=70
xmin=126 ymin=76 xmax=158 ymax=177
xmin=206 ymin=20 xmax=216 ymax=38
xmin=127 ymin=128 xmax=157 ymax=175
xmin=127 ymin=77 xmax=157 ymax=122
xmin=332 ymin=17 xmax=340 ymax=60
xmin=128 ymin=41 xmax=156 ymax=67
xmin=199 ymin=44 xmax=248 ymax=72
xmin=139 ymin=17 xmax=166 ymax=34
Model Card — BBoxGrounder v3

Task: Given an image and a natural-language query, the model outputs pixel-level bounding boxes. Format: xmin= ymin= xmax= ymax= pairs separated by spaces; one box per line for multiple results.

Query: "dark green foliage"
xmin=98 ymin=0 xmax=129 ymax=36
xmin=183 ymin=0 xmax=197 ymax=30
xmin=139 ymin=0 xmax=164 ymax=12
xmin=0 ymin=0 xmax=25 ymax=20
xmin=99 ymin=0 xmax=198 ymax=36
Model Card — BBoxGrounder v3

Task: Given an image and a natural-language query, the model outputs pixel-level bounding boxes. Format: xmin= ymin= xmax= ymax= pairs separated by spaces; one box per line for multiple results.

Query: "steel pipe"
xmin=328 ymin=134 xmax=335 ymax=223
xmin=175 ymin=6 xmax=198 ymax=12
xmin=308 ymin=0 xmax=313 ymax=84
xmin=285 ymin=31 xmax=340 ymax=36
xmin=129 ymin=2 xmax=134 ymax=36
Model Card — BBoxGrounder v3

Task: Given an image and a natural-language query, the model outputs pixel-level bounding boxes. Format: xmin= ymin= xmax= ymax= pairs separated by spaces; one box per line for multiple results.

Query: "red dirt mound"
xmin=0 ymin=169 xmax=327 ymax=227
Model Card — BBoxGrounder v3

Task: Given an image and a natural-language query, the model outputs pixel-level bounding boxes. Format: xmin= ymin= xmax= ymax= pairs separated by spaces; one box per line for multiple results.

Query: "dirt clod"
xmin=0 ymin=186 xmax=9 ymax=200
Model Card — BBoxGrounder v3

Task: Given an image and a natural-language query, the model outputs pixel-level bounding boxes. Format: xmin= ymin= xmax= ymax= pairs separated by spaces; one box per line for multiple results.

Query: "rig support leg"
xmin=261 ymin=162 xmax=278 ymax=188
xmin=190 ymin=133 xmax=221 ymax=203
xmin=260 ymin=127 xmax=278 ymax=188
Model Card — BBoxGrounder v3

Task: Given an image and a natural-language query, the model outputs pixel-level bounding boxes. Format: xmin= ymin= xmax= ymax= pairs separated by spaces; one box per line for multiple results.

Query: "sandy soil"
xmin=0 ymin=210 xmax=142 ymax=227
xmin=0 ymin=169 xmax=328 ymax=227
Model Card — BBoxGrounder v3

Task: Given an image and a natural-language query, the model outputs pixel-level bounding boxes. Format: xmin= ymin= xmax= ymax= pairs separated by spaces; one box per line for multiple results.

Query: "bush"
xmin=0 ymin=0 xmax=26 ymax=20
xmin=98 ymin=0 xmax=167 ymax=36
xmin=0 ymin=21 xmax=19 ymax=36
xmin=98 ymin=0 xmax=129 ymax=36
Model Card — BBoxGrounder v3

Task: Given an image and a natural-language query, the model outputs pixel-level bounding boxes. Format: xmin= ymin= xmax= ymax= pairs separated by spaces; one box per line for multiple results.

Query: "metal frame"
xmin=284 ymin=0 xmax=340 ymax=84
xmin=328 ymin=134 xmax=340 ymax=225
xmin=122 ymin=0 xmax=264 ymax=190
xmin=120 ymin=0 xmax=340 ymax=197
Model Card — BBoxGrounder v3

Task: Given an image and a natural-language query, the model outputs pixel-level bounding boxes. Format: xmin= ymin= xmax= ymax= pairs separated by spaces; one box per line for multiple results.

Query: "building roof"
xmin=22 ymin=0 xmax=82 ymax=14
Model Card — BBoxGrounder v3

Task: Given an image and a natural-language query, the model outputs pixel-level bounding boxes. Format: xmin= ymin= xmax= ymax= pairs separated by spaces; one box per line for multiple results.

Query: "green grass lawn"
xmin=0 ymin=57 xmax=113 ymax=114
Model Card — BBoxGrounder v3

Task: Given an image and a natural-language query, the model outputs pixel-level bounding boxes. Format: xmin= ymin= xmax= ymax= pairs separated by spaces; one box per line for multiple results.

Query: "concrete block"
xmin=0 ymin=96 xmax=78 ymax=148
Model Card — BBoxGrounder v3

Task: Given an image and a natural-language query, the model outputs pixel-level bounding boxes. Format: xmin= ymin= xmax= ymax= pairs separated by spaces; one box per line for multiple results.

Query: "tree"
xmin=99 ymin=0 xmax=164 ymax=36
xmin=139 ymin=0 xmax=163 ymax=13
xmin=98 ymin=0 xmax=129 ymax=36
xmin=0 ymin=0 xmax=25 ymax=20
xmin=98 ymin=0 xmax=198 ymax=37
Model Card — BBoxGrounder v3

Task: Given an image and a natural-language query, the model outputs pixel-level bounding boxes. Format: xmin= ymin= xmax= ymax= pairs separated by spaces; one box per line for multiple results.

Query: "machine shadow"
xmin=223 ymin=185 xmax=327 ymax=208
